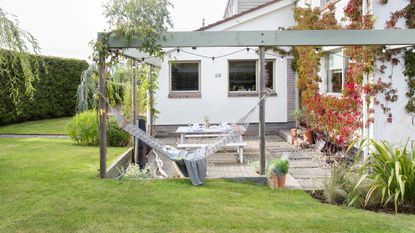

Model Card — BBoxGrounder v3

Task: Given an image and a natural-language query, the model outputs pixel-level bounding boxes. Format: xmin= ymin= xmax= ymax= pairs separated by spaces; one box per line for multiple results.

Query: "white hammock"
xmin=108 ymin=90 xmax=270 ymax=185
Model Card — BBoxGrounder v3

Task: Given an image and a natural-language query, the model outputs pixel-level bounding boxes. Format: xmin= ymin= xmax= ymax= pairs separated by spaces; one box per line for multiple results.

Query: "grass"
xmin=0 ymin=117 xmax=72 ymax=135
xmin=1 ymin=138 xmax=415 ymax=232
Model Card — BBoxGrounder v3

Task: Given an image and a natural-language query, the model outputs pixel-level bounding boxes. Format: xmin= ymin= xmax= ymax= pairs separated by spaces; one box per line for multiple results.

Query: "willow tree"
xmin=0 ymin=7 xmax=41 ymax=106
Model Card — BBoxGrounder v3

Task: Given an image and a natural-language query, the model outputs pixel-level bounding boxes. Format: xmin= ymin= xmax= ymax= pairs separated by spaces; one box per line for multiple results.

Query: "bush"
xmin=354 ymin=140 xmax=415 ymax=213
xmin=0 ymin=49 xmax=89 ymax=125
xmin=65 ymin=110 xmax=130 ymax=147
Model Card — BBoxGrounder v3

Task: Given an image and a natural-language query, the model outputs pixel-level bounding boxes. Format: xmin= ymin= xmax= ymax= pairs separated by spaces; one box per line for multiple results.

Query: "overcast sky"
xmin=0 ymin=0 xmax=227 ymax=61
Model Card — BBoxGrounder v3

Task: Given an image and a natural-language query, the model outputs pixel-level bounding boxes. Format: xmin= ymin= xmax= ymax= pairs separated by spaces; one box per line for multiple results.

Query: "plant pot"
xmin=303 ymin=129 xmax=314 ymax=144
xmin=268 ymin=174 xmax=287 ymax=189
xmin=290 ymin=128 xmax=298 ymax=137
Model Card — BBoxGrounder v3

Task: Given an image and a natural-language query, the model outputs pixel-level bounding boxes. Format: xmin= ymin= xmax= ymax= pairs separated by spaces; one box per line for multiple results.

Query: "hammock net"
xmin=108 ymin=90 xmax=270 ymax=185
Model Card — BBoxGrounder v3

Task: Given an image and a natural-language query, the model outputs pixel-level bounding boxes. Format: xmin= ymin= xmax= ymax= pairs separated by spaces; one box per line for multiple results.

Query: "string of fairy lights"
xmin=131 ymin=45 xmax=415 ymax=64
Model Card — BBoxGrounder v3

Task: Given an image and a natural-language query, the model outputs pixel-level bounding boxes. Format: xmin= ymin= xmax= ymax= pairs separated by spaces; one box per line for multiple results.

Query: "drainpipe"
xmin=362 ymin=0 xmax=370 ymax=162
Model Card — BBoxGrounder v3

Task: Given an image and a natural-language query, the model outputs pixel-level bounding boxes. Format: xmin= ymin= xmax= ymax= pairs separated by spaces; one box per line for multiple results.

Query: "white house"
xmin=154 ymin=0 xmax=415 ymax=148
xmin=155 ymin=0 xmax=298 ymax=135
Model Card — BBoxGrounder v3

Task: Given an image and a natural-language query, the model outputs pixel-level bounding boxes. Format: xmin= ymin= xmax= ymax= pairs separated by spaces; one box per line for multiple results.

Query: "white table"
xmin=176 ymin=125 xmax=233 ymax=144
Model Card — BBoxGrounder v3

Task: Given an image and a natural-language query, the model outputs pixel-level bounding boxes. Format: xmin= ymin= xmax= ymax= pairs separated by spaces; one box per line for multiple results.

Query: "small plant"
xmin=291 ymin=109 xmax=304 ymax=128
xmin=119 ymin=163 xmax=151 ymax=180
xmin=204 ymin=115 xmax=210 ymax=128
xmin=266 ymin=159 xmax=289 ymax=178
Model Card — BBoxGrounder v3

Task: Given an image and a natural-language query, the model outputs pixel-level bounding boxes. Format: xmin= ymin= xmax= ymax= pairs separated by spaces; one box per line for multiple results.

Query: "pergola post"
xmin=98 ymin=58 xmax=107 ymax=178
xmin=132 ymin=61 xmax=139 ymax=163
xmin=258 ymin=46 xmax=266 ymax=175
xmin=148 ymin=66 xmax=155 ymax=136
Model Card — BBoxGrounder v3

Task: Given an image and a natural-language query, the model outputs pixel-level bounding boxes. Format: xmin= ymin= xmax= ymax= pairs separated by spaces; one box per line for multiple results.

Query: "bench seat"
xmin=177 ymin=142 xmax=247 ymax=163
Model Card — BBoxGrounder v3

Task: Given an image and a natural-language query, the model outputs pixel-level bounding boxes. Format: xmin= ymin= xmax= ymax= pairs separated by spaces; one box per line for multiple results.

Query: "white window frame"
xmin=169 ymin=60 xmax=201 ymax=93
xmin=325 ymin=49 xmax=346 ymax=95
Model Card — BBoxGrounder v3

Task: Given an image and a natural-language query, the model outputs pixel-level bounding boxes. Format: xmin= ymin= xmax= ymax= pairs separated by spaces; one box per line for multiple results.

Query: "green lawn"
xmin=0 ymin=117 xmax=72 ymax=135
xmin=1 ymin=138 xmax=415 ymax=232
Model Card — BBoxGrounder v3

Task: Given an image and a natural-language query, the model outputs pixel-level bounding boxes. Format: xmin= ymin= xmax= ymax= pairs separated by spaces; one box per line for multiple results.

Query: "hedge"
xmin=0 ymin=49 xmax=89 ymax=125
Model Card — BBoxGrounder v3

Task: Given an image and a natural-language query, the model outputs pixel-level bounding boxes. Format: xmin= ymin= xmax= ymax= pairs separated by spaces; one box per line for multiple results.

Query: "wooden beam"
xmin=148 ymin=66 xmax=155 ymax=136
xmin=101 ymin=29 xmax=415 ymax=48
xmin=98 ymin=60 xmax=107 ymax=178
xmin=258 ymin=47 xmax=266 ymax=175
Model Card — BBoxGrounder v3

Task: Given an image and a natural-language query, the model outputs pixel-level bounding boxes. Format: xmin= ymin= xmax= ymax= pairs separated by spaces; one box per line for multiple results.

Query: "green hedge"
xmin=0 ymin=49 xmax=89 ymax=125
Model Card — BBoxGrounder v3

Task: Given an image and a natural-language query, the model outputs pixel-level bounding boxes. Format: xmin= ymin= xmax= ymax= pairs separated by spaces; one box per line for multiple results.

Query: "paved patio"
xmin=157 ymin=134 xmax=330 ymax=190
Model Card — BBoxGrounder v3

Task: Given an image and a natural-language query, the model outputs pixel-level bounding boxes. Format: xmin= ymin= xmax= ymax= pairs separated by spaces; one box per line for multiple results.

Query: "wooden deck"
xmin=157 ymin=134 xmax=331 ymax=190
xmin=158 ymin=135 xmax=299 ymax=178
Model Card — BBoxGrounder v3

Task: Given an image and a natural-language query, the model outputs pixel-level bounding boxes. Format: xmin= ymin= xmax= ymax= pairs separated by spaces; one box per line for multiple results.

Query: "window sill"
xmin=228 ymin=91 xmax=277 ymax=97
xmin=168 ymin=92 xmax=201 ymax=99
xmin=323 ymin=92 xmax=343 ymax=98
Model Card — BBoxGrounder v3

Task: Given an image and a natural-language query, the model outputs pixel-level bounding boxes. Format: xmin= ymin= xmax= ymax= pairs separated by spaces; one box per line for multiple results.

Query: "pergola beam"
xmin=102 ymin=29 xmax=415 ymax=48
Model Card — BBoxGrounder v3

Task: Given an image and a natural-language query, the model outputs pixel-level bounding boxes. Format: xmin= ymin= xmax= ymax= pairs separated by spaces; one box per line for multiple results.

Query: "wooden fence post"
xmin=258 ymin=46 xmax=266 ymax=175
xmin=149 ymin=66 xmax=155 ymax=136
xmin=132 ymin=61 xmax=139 ymax=163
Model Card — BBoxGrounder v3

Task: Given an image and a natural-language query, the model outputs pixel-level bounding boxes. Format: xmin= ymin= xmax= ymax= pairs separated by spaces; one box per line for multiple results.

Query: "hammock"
xmin=108 ymin=90 xmax=270 ymax=185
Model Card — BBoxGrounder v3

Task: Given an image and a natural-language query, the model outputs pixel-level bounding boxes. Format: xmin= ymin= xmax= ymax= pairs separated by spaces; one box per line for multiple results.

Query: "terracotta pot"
xmin=303 ymin=129 xmax=314 ymax=144
xmin=290 ymin=128 xmax=298 ymax=137
xmin=268 ymin=174 xmax=287 ymax=189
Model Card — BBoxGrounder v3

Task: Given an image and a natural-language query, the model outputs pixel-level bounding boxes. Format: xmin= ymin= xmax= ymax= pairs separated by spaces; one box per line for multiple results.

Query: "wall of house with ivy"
xmin=0 ymin=49 xmax=89 ymax=125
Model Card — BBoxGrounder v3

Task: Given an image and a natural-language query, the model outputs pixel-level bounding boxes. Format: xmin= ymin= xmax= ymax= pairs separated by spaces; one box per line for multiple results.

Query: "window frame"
xmin=227 ymin=59 xmax=276 ymax=94
xmin=169 ymin=60 xmax=201 ymax=93
xmin=325 ymin=49 xmax=347 ymax=95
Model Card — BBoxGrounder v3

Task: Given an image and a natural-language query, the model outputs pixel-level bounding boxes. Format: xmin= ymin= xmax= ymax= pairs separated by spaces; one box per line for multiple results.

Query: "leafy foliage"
xmin=103 ymin=0 xmax=173 ymax=57
xmin=65 ymin=110 xmax=129 ymax=147
xmin=355 ymin=139 xmax=415 ymax=213
xmin=0 ymin=49 xmax=88 ymax=125
xmin=0 ymin=7 xmax=42 ymax=105
xmin=266 ymin=159 xmax=289 ymax=177
xmin=119 ymin=163 xmax=151 ymax=180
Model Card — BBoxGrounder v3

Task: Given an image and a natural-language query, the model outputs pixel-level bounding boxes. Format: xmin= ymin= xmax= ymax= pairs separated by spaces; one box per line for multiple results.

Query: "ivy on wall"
xmin=385 ymin=1 xmax=415 ymax=113
xmin=292 ymin=0 xmax=399 ymax=146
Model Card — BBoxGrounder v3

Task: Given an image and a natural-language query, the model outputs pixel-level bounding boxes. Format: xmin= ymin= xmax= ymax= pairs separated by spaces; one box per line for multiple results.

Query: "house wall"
xmin=238 ymin=0 xmax=275 ymax=13
xmin=155 ymin=3 xmax=297 ymax=127
xmin=371 ymin=1 xmax=415 ymax=147
xmin=301 ymin=0 xmax=415 ymax=147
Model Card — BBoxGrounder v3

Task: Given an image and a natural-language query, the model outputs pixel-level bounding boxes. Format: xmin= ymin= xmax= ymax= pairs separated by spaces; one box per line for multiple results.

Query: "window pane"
xmin=329 ymin=52 xmax=343 ymax=70
xmin=229 ymin=61 xmax=256 ymax=91
xmin=265 ymin=61 xmax=273 ymax=89
xmin=171 ymin=63 xmax=199 ymax=91
xmin=328 ymin=69 xmax=343 ymax=93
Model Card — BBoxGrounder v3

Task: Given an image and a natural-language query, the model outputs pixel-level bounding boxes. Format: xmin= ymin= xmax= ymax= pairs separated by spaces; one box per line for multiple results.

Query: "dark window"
xmin=229 ymin=60 xmax=256 ymax=91
xmin=265 ymin=61 xmax=274 ymax=89
xmin=327 ymin=50 xmax=345 ymax=93
xmin=171 ymin=62 xmax=199 ymax=91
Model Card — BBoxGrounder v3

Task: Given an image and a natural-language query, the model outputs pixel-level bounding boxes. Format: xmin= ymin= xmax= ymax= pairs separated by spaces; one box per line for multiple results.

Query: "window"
xmin=265 ymin=60 xmax=274 ymax=90
xmin=327 ymin=50 xmax=346 ymax=93
xmin=170 ymin=62 xmax=200 ymax=92
xmin=229 ymin=60 xmax=256 ymax=92
xmin=228 ymin=60 xmax=275 ymax=92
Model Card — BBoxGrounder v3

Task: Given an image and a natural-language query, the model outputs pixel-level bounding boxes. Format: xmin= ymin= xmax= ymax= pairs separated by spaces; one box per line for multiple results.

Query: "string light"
xmin=413 ymin=46 xmax=415 ymax=53
xmin=314 ymin=48 xmax=320 ymax=54
xmin=280 ymin=56 xmax=285 ymax=61
xmin=177 ymin=48 xmax=180 ymax=53
xmin=382 ymin=46 xmax=387 ymax=53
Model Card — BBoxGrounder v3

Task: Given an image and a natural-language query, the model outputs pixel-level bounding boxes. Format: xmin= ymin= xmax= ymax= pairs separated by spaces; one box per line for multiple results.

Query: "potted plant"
xmin=302 ymin=107 xmax=315 ymax=144
xmin=204 ymin=115 xmax=210 ymax=128
xmin=266 ymin=158 xmax=289 ymax=189
xmin=291 ymin=109 xmax=304 ymax=138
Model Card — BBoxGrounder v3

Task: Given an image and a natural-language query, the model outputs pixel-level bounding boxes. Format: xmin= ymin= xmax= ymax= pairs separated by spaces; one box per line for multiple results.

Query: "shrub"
xmin=119 ymin=163 xmax=151 ymax=180
xmin=65 ymin=110 xmax=129 ymax=147
xmin=354 ymin=139 xmax=415 ymax=212
xmin=0 ymin=49 xmax=89 ymax=125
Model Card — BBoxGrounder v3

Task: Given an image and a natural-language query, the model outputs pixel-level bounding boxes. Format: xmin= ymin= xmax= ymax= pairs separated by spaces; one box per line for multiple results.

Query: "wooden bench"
xmin=177 ymin=142 xmax=247 ymax=164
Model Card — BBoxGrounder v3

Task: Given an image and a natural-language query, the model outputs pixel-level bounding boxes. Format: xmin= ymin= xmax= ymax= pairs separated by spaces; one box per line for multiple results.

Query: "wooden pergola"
xmin=97 ymin=29 xmax=415 ymax=178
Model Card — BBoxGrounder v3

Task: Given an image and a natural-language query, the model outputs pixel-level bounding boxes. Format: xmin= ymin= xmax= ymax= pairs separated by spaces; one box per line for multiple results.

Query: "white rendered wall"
xmin=155 ymin=47 xmax=288 ymax=125
xmin=155 ymin=3 xmax=296 ymax=125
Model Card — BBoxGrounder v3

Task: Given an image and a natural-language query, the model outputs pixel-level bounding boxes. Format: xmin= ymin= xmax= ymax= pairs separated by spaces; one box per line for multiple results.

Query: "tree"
xmin=0 ymin=7 xmax=42 ymax=106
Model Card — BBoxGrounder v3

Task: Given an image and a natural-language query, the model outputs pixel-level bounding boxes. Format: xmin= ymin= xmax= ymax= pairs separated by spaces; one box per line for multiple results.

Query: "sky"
xmin=0 ymin=0 xmax=228 ymax=60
